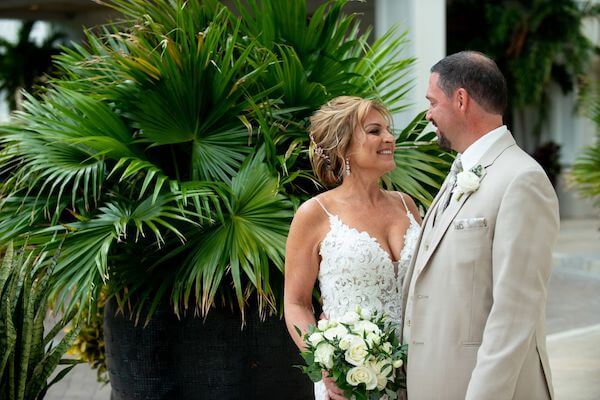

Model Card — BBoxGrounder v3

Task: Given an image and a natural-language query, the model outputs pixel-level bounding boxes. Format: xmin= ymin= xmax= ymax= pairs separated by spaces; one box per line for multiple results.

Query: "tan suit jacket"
xmin=401 ymin=131 xmax=559 ymax=399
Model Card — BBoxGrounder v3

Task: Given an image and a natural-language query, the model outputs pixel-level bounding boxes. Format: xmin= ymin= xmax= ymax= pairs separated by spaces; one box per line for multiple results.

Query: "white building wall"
xmin=547 ymin=9 xmax=599 ymax=218
xmin=0 ymin=19 xmax=54 ymax=121
xmin=375 ymin=0 xmax=446 ymax=129
xmin=0 ymin=10 xmax=115 ymax=122
xmin=0 ymin=20 xmax=19 ymax=122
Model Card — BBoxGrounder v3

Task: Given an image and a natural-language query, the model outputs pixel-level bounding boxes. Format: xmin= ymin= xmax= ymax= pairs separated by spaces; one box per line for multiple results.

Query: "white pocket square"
xmin=454 ymin=217 xmax=487 ymax=230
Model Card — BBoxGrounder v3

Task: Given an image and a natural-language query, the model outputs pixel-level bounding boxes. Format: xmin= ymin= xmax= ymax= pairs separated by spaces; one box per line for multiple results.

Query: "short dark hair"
xmin=431 ymin=51 xmax=507 ymax=114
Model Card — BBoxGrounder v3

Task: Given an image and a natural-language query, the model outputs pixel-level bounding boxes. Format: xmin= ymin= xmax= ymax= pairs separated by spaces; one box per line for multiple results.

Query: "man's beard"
xmin=436 ymin=131 xmax=452 ymax=151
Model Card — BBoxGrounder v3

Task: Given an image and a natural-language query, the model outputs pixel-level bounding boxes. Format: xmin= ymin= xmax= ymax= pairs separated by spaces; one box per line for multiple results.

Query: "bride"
xmin=284 ymin=96 xmax=422 ymax=400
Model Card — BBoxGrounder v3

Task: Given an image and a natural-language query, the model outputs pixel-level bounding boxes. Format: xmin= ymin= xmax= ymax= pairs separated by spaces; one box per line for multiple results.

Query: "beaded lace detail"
xmin=318 ymin=212 xmax=419 ymax=327
xmin=313 ymin=196 xmax=420 ymax=400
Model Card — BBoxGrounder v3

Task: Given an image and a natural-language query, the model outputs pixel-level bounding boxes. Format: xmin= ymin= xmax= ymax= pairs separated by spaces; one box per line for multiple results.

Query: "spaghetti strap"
xmin=313 ymin=197 xmax=333 ymax=217
xmin=397 ymin=192 xmax=410 ymax=213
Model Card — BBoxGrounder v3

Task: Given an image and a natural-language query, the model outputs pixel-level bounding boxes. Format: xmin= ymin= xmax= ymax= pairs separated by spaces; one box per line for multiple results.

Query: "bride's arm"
xmin=284 ymin=199 xmax=325 ymax=350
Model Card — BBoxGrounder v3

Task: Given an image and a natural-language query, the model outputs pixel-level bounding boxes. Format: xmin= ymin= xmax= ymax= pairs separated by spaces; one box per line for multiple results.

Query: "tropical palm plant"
xmin=0 ymin=0 xmax=449 ymax=324
xmin=572 ymin=141 xmax=600 ymax=205
xmin=572 ymin=86 xmax=600 ymax=207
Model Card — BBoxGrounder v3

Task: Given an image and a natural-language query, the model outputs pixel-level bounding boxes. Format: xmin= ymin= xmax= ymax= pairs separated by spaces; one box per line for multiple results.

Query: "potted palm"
xmin=0 ymin=0 xmax=449 ymax=397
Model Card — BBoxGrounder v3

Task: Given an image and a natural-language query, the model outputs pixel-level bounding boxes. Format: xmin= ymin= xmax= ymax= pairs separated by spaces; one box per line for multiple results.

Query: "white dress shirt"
xmin=460 ymin=125 xmax=507 ymax=171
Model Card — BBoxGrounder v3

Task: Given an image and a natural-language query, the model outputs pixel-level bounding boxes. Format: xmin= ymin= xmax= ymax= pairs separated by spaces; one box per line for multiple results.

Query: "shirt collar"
xmin=459 ymin=125 xmax=507 ymax=171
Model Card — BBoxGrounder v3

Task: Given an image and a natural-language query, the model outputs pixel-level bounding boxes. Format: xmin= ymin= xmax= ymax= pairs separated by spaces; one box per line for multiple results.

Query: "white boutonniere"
xmin=455 ymin=164 xmax=483 ymax=201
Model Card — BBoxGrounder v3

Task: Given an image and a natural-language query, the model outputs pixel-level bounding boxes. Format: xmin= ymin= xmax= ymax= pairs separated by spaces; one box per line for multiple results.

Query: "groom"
xmin=401 ymin=51 xmax=559 ymax=399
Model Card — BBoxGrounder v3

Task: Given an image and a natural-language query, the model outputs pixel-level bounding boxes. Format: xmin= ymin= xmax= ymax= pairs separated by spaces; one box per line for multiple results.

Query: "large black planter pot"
xmin=104 ymin=298 xmax=313 ymax=400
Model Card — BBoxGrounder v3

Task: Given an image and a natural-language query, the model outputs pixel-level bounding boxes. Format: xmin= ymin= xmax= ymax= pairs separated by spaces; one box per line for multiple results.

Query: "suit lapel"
xmin=414 ymin=131 xmax=516 ymax=278
xmin=418 ymin=172 xmax=486 ymax=271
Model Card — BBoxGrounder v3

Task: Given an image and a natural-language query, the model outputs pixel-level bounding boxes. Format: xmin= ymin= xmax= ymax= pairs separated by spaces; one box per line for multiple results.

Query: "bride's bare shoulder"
xmin=291 ymin=194 xmax=332 ymax=228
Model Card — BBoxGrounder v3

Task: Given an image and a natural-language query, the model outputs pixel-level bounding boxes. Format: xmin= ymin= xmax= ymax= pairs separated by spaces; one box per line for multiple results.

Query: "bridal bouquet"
xmin=297 ymin=307 xmax=408 ymax=400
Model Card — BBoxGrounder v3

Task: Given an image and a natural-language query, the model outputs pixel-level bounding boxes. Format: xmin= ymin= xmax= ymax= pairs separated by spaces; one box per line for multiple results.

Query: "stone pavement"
xmin=546 ymin=218 xmax=600 ymax=400
xmin=548 ymin=324 xmax=600 ymax=400
xmin=45 ymin=219 xmax=600 ymax=400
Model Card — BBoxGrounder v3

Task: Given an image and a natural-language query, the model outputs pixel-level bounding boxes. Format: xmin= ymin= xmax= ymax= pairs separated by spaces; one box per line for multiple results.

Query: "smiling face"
xmin=426 ymin=72 xmax=460 ymax=152
xmin=346 ymin=108 xmax=396 ymax=176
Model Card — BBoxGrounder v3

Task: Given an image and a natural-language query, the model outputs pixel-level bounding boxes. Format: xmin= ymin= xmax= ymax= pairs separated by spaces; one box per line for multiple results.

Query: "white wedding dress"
xmin=313 ymin=195 xmax=420 ymax=400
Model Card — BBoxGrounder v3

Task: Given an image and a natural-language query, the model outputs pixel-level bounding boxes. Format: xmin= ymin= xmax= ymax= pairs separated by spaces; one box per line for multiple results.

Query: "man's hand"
xmin=322 ymin=370 xmax=346 ymax=400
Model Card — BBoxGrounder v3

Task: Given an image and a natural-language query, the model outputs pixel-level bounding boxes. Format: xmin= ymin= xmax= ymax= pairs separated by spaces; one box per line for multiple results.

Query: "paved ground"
xmin=548 ymin=324 xmax=600 ymax=400
xmin=546 ymin=218 xmax=600 ymax=400
xmin=45 ymin=219 xmax=600 ymax=400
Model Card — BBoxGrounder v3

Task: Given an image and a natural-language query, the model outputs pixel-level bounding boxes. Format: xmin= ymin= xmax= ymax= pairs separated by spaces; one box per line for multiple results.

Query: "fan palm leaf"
xmin=572 ymin=141 xmax=600 ymax=202
xmin=29 ymin=189 xmax=215 ymax=316
xmin=93 ymin=2 xmax=275 ymax=183
xmin=170 ymin=153 xmax=292 ymax=320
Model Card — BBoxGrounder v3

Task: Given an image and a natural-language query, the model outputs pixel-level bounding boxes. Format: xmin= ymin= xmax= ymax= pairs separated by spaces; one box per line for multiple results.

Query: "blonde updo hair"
xmin=308 ymin=96 xmax=392 ymax=186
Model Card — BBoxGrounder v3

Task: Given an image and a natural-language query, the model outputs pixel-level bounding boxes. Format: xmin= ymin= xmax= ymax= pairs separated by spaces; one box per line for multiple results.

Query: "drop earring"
xmin=345 ymin=157 xmax=350 ymax=176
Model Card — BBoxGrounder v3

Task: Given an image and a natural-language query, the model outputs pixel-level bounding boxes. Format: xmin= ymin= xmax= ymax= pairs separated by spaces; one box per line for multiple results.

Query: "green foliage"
xmin=447 ymin=0 xmax=599 ymax=137
xmin=383 ymin=111 xmax=453 ymax=206
xmin=572 ymin=141 xmax=600 ymax=203
xmin=0 ymin=242 xmax=80 ymax=400
xmin=0 ymin=21 xmax=67 ymax=111
xmin=0 ymin=0 xmax=448 ymax=324
xmin=572 ymin=86 xmax=600 ymax=205
xmin=67 ymin=290 xmax=108 ymax=384
xmin=298 ymin=309 xmax=407 ymax=399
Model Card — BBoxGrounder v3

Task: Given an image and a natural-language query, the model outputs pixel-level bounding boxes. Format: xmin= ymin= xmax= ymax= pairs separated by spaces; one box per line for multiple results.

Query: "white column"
xmin=550 ymin=5 xmax=600 ymax=218
xmin=375 ymin=0 xmax=446 ymax=128
xmin=0 ymin=20 xmax=52 ymax=121
xmin=0 ymin=20 xmax=19 ymax=122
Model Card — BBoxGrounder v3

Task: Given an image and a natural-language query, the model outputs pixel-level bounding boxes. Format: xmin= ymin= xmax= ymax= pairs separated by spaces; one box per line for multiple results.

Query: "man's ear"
xmin=456 ymin=88 xmax=469 ymax=111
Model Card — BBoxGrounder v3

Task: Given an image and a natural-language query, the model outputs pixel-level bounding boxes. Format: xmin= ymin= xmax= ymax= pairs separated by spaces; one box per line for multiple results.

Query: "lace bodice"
xmin=313 ymin=195 xmax=420 ymax=400
xmin=317 ymin=205 xmax=420 ymax=328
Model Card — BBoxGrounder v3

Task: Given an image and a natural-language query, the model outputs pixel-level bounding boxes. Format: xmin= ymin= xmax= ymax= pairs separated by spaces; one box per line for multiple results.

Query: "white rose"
xmin=456 ymin=170 xmax=480 ymax=194
xmin=323 ymin=324 xmax=348 ymax=341
xmin=353 ymin=320 xmax=381 ymax=336
xmin=375 ymin=372 xmax=388 ymax=391
xmin=366 ymin=358 xmax=388 ymax=390
xmin=365 ymin=331 xmax=381 ymax=346
xmin=339 ymin=310 xmax=360 ymax=325
xmin=308 ymin=332 xmax=324 ymax=346
xmin=346 ymin=366 xmax=378 ymax=390
xmin=393 ymin=359 xmax=403 ymax=368
xmin=339 ymin=334 xmax=359 ymax=350
xmin=381 ymin=342 xmax=393 ymax=354
xmin=317 ymin=319 xmax=331 ymax=331
xmin=369 ymin=359 xmax=393 ymax=377
xmin=344 ymin=337 xmax=369 ymax=366
xmin=314 ymin=342 xmax=336 ymax=369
